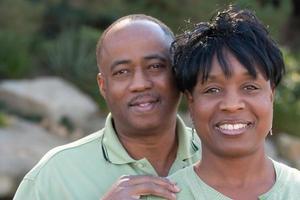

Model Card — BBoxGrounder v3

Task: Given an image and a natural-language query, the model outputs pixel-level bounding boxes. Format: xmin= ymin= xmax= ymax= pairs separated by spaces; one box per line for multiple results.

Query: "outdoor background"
xmin=0 ymin=0 xmax=300 ymax=199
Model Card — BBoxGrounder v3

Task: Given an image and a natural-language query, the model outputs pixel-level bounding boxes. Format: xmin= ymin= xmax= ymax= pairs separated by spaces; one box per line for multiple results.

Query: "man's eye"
xmin=204 ymin=87 xmax=221 ymax=94
xmin=149 ymin=63 xmax=165 ymax=70
xmin=113 ymin=69 xmax=129 ymax=76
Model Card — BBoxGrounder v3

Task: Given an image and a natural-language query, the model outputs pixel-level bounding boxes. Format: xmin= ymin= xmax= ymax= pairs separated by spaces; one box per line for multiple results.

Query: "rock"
xmin=277 ymin=133 xmax=300 ymax=168
xmin=295 ymin=160 xmax=300 ymax=170
xmin=0 ymin=77 xmax=99 ymax=130
xmin=79 ymin=112 xmax=106 ymax=135
xmin=265 ymin=138 xmax=278 ymax=158
xmin=0 ymin=175 xmax=14 ymax=199
xmin=265 ymin=137 xmax=291 ymax=165
xmin=0 ymin=117 xmax=68 ymax=198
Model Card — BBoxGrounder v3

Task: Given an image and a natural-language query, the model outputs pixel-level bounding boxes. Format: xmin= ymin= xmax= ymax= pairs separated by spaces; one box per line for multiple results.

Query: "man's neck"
xmin=115 ymin=118 xmax=178 ymax=176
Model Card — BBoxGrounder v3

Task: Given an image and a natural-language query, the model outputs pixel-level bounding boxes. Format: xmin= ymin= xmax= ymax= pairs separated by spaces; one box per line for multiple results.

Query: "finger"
xmin=131 ymin=195 xmax=140 ymax=199
xmin=122 ymin=175 xmax=178 ymax=190
xmin=130 ymin=182 xmax=178 ymax=200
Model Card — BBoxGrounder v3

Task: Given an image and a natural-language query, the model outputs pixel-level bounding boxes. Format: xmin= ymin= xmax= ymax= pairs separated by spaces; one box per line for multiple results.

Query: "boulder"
xmin=0 ymin=77 xmax=99 ymax=130
xmin=265 ymin=138 xmax=278 ymax=158
xmin=0 ymin=117 xmax=68 ymax=198
xmin=277 ymin=133 xmax=300 ymax=169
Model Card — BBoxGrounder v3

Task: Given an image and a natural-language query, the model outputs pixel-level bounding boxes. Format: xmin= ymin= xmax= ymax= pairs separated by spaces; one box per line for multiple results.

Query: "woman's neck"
xmin=194 ymin=147 xmax=276 ymax=200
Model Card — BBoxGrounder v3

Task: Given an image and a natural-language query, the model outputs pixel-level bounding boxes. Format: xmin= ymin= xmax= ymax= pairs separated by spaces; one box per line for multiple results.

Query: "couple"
xmin=14 ymin=5 xmax=300 ymax=200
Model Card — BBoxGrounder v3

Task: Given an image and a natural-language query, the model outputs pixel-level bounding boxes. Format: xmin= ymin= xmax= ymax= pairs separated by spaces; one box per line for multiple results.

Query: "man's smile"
xmin=128 ymin=94 xmax=161 ymax=113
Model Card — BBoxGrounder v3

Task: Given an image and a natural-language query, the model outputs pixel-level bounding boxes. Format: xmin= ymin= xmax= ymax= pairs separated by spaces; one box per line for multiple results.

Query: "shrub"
xmin=0 ymin=113 xmax=8 ymax=127
xmin=0 ymin=0 xmax=44 ymax=35
xmin=0 ymin=31 xmax=33 ymax=78
xmin=43 ymin=26 xmax=107 ymax=111
xmin=274 ymin=49 xmax=300 ymax=137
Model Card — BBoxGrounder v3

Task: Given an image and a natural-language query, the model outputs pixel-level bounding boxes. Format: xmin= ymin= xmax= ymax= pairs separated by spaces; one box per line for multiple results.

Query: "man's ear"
xmin=97 ymin=73 xmax=106 ymax=99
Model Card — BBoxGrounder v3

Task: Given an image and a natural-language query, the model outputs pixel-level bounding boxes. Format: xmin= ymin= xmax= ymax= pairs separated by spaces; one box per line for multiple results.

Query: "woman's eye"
xmin=244 ymin=85 xmax=259 ymax=91
xmin=204 ymin=87 xmax=221 ymax=94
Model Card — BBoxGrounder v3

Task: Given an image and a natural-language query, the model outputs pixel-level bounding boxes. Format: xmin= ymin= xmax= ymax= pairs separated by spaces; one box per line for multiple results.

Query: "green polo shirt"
xmin=14 ymin=114 xmax=201 ymax=200
xmin=149 ymin=159 xmax=300 ymax=200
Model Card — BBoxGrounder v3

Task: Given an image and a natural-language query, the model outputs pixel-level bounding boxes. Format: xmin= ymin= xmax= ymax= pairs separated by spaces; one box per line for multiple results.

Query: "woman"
xmin=151 ymin=5 xmax=300 ymax=200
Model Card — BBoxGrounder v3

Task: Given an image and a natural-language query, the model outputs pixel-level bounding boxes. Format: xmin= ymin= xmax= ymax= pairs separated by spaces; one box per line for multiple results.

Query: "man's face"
xmin=98 ymin=20 xmax=180 ymax=136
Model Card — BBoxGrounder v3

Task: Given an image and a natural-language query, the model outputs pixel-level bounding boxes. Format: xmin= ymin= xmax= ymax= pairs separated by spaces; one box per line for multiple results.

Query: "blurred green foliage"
xmin=42 ymin=26 xmax=107 ymax=111
xmin=0 ymin=112 xmax=9 ymax=127
xmin=274 ymin=50 xmax=300 ymax=137
xmin=0 ymin=31 xmax=33 ymax=78
xmin=0 ymin=0 xmax=299 ymax=135
xmin=0 ymin=0 xmax=44 ymax=35
xmin=0 ymin=0 xmax=44 ymax=78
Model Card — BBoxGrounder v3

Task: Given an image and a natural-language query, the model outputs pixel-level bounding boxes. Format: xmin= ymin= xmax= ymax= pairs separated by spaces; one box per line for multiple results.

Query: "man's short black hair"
xmin=172 ymin=5 xmax=285 ymax=92
xmin=96 ymin=14 xmax=174 ymax=70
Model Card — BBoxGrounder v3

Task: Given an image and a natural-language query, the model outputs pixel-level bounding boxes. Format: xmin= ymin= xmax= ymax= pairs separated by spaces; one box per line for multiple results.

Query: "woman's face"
xmin=187 ymin=52 xmax=274 ymax=158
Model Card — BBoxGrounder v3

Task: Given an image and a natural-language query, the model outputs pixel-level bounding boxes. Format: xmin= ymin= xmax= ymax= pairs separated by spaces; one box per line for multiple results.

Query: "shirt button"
xmin=136 ymin=163 xmax=145 ymax=168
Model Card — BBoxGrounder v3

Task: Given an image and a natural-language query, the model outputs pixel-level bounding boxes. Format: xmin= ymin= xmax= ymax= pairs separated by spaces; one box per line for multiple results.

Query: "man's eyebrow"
xmin=110 ymin=59 xmax=131 ymax=71
xmin=144 ymin=54 xmax=168 ymax=62
xmin=109 ymin=54 xmax=169 ymax=71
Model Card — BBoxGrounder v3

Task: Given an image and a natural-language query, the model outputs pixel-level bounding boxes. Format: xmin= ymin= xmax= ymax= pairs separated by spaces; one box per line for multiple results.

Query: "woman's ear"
xmin=185 ymin=90 xmax=193 ymax=104
xmin=97 ymin=73 xmax=106 ymax=99
xmin=185 ymin=90 xmax=194 ymax=119
xmin=270 ymin=85 xmax=275 ymax=103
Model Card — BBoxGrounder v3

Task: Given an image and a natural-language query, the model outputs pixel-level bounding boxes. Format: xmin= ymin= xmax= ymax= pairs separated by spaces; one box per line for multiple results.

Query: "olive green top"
xmin=149 ymin=159 xmax=300 ymax=200
xmin=14 ymin=113 xmax=201 ymax=200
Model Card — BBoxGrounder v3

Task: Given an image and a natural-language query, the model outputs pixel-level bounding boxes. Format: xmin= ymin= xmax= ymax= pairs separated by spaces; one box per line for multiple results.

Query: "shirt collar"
xmin=102 ymin=113 xmax=136 ymax=164
xmin=101 ymin=113 xmax=200 ymax=164
xmin=175 ymin=115 xmax=200 ymax=161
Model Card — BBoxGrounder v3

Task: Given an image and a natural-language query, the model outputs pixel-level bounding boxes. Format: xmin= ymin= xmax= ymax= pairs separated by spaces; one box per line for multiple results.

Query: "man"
xmin=14 ymin=14 xmax=201 ymax=200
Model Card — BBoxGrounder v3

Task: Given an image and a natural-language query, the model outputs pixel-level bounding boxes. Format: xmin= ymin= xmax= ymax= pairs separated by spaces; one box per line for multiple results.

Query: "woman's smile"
xmin=215 ymin=120 xmax=254 ymax=136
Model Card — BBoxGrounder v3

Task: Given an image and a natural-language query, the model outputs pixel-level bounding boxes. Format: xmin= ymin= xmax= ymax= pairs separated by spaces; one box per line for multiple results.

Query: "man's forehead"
xmin=102 ymin=20 xmax=169 ymax=55
xmin=99 ymin=19 xmax=171 ymax=72
xmin=109 ymin=18 xmax=144 ymax=32
xmin=105 ymin=19 xmax=165 ymax=41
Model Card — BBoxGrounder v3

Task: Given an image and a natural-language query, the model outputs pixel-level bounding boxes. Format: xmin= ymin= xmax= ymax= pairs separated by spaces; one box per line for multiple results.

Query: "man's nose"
xmin=129 ymin=69 xmax=153 ymax=92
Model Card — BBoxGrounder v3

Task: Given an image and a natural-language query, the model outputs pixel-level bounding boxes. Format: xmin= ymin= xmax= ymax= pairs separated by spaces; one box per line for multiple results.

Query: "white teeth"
xmin=139 ymin=103 xmax=151 ymax=107
xmin=219 ymin=123 xmax=247 ymax=130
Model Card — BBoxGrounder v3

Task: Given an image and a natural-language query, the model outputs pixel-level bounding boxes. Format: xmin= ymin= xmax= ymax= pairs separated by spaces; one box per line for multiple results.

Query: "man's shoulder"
xmin=24 ymin=129 xmax=105 ymax=180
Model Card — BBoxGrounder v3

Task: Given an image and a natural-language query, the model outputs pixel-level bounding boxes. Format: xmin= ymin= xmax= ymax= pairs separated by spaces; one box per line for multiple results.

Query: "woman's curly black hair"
xmin=172 ymin=5 xmax=285 ymax=92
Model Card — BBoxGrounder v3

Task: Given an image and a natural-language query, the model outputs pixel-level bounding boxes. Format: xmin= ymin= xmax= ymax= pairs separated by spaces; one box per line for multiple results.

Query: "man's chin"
xmin=129 ymin=117 xmax=162 ymax=131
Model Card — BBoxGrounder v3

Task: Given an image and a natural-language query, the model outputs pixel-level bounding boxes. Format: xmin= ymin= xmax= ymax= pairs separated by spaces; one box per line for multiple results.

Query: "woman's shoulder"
xmin=273 ymin=159 xmax=300 ymax=181
xmin=271 ymin=159 xmax=300 ymax=197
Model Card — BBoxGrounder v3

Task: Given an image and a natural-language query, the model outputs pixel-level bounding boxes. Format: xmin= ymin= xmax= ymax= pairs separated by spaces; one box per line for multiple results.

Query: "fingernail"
xmin=166 ymin=177 xmax=175 ymax=183
xmin=173 ymin=184 xmax=180 ymax=192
